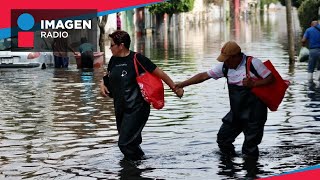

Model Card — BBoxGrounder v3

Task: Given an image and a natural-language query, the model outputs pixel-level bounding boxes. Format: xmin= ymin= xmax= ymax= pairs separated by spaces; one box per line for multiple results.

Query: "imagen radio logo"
xmin=17 ymin=13 xmax=35 ymax=48
xmin=11 ymin=9 xmax=97 ymax=52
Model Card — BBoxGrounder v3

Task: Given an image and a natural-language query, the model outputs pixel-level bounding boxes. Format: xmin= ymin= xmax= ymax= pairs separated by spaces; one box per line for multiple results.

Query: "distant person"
xmin=175 ymin=41 xmax=275 ymax=160
xmin=99 ymin=30 xmax=184 ymax=160
xmin=116 ymin=12 xmax=121 ymax=30
xmin=52 ymin=37 xmax=76 ymax=68
xmin=301 ymin=20 xmax=320 ymax=82
xmin=79 ymin=37 xmax=94 ymax=68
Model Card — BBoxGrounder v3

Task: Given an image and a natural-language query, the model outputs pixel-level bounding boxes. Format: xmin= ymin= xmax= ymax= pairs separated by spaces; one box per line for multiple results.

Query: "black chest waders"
xmin=217 ymin=61 xmax=268 ymax=157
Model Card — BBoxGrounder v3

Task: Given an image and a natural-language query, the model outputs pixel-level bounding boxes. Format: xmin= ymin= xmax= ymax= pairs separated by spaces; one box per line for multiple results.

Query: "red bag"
xmin=246 ymin=57 xmax=290 ymax=111
xmin=133 ymin=53 xmax=165 ymax=109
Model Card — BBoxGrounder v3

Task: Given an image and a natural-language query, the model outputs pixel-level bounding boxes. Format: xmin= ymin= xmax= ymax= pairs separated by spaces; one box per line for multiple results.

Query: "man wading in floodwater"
xmin=176 ymin=41 xmax=274 ymax=160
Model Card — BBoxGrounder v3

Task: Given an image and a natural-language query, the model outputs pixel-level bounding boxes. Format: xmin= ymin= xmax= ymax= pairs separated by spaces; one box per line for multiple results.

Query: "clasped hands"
xmin=172 ymin=82 xmax=184 ymax=98
xmin=100 ymin=80 xmax=186 ymax=99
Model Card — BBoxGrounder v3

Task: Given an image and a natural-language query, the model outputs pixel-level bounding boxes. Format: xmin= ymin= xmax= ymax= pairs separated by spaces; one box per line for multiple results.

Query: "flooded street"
xmin=1 ymin=9 xmax=319 ymax=179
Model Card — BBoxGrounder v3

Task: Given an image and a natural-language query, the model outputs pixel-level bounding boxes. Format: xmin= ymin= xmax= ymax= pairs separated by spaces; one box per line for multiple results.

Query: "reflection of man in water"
xmin=118 ymin=159 xmax=150 ymax=180
xmin=306 ymin=82 xmax=320 ymax=121
xmin=302 ymin=20 xmax=320 ymax=82
xmin=218 ymin=155 xmax=259 ymax=179
xmin=79 ymin=37 xmax=94 ymax=68
xmin=51 ymin=37 xmax=76 ymax=68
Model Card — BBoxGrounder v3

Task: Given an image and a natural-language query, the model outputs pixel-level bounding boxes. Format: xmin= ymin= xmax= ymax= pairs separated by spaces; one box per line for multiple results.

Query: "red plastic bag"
xmin=247 ymin=57 xmax=289 ymax=111
xmin=134 ymin=53 xmax=164 ymax=109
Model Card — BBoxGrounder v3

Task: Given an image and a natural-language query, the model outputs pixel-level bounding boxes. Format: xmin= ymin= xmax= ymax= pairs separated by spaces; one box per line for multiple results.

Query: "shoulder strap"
xmin=246 ymin=56 xmax=261 ymax=79
xmin=133 ymin=53 xmax=148 ymax=77
xmin=222 ymin=56 xmax=261 ymax=79
xmin=222 ymin=63 xmax=228 ymax=77
xmin=314 ymin=26 xmax=320 ymax=32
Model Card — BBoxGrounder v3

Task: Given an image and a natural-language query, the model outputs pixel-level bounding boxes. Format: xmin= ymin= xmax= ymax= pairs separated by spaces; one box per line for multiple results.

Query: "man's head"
xmin=217 ymin=41 xmax=241 ymax=62
xmin=80 ymin=37 xmax=87 ymax=44
xmin=311 ymin=20 xmax=318 ymax=27
xmin=217 ymin=41 xmax=242 ymax=69
xmin=108 ymin=30 xmax=131 ymax=49
xmin=108 ymin=30 xmax=131 ymax=56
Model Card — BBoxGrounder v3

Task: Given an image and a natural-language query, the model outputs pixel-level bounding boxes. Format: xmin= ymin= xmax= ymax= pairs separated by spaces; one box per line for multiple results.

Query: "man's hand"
xmin=175 ymin=87 xmax=184 ymax=98
xmin=242 ymin=78 xmax=255 ymax=88
xmin=175 ymin=82 xmax=184 ymax=89
xmin=100 ymin=81 xmax=109 ymax=97
xmin=172 ymin=83 xmax=184 ymax=98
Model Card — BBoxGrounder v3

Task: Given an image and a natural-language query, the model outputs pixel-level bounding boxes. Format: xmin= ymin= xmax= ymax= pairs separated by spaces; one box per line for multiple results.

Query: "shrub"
xmin=148 ymin=0 xmax=195 ymax=15
xmin=298 ymin=0 xmax=320 ymax=32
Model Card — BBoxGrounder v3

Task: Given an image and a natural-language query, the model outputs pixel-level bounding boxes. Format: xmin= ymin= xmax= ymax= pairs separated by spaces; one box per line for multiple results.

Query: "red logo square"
xmin=18 ymin=32 xmax=34 ymax=48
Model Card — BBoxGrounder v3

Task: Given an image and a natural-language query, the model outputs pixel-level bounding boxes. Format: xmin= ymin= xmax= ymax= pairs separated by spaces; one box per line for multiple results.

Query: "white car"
xmin=0 ymin=37 xmax=54 ymax=68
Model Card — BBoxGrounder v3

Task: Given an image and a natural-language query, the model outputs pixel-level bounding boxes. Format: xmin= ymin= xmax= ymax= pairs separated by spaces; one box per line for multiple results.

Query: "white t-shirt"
xmin=207 ymin=54 xmax=271 ymax=86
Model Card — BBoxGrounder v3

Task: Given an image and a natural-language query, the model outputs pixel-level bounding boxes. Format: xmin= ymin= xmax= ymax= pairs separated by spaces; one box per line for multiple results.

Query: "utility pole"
xmin=285 ymin=0 xmax=295 ymax=65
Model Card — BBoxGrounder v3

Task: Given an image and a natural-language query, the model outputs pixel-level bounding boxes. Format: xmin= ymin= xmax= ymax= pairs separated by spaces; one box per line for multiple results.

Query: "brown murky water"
xmin=0 ymin=9 xmax=319 ymax=179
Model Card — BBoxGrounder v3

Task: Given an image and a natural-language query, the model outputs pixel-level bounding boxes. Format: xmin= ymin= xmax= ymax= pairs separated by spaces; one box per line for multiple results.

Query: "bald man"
xmin=302 ymin=20 xmax=320 ymax=82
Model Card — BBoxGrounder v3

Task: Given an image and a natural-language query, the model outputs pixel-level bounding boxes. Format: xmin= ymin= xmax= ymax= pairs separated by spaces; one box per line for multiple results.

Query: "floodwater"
xmin=0 ymin=9 xmax=319 ymax=179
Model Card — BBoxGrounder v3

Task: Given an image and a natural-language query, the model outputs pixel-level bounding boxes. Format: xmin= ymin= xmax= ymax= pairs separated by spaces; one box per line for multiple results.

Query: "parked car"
xmin=0 ymin=37 xmax=54 ymax=68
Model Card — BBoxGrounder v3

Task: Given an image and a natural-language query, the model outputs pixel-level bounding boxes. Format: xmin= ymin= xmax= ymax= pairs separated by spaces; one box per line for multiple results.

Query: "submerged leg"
xmin=118 ymin=103 xmax=150 ymax=160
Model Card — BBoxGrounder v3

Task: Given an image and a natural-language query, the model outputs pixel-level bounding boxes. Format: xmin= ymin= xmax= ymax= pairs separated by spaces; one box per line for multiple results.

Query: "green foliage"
xmin=261 ymin=0 xmax=279 ymax=6
xmin=203 ymin=0 xmax=222 ymax=6
xmin=257 ymin=0 xmax=279 ymax=11
xmin=298 ymin=0 xmax=320 ymax=32
xmin=148 ymin=0 xmax=195 ymax=15
xmin=279 ymin=0 xmax=304 ymax=8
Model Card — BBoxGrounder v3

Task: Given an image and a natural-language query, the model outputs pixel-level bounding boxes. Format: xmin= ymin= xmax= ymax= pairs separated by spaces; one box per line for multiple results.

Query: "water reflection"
xmin=118 ymin=158 xmax=155 ymax=180
xmin=217 ymin=155 xmax=261 ymax=179
xmin=218 ymin=156 xmax=241 ymax=178
xmin=0 ymin=8 xmax=320 ymax=179
xmin=305 ymin=82 xmax=320 ymax=121
xmin=243 ymin=157 xmax=259 ymax=179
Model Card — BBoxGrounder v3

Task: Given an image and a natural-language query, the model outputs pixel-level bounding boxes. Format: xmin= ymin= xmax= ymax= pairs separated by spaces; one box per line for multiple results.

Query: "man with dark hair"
xmin=100 ymin=30 xmax=184 ymax=160
xmin=79 ymin=37 xmax=94 ymax=68
xmin=302 ymin=20 xmax=320 ymax=82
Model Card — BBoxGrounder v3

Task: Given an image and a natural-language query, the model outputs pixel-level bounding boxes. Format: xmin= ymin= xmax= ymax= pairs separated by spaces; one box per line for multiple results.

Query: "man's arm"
xmin=301 ymin=36 xmax=307 ymax=47
xmin=175 ymin=72 xmax=211 ymax=88
xmin=301 ymin=28 xmax=309 ymax=47
xmin=152 ymin=67 xmax=184 ymax=98
xmin=152 ymin=67 xmax=175 ymax=90
xmin=243 ymin=73 xmax=275 ymax=88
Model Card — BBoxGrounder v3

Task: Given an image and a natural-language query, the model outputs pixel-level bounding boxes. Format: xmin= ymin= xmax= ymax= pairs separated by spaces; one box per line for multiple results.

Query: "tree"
xmin=97 ymin=15 xmax=108 ymax=55
xmin=148 ymin=0 xmax=195 ymax=15
xmin=262 ymin=0 xmax=280 ymax=8
xmin=279 ymin=0 xmax=304 ymax=8
xmin=147 ymin=0 xmax=195 ymax=32
xmin=279 ymin=0 xmax=319 ymax=32
xmin=298 ymin=0 xmax=320 ymax=32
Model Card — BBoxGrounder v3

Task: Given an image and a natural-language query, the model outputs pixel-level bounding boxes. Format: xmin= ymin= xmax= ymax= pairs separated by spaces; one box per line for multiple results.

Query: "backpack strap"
xmin=246 ymin=56 xmax=261 ymax=79
xmin=222 ymin=63 xmax=229 ymax=78
xmin=314 ymin=25 xmax=320 ymax=33
xmin=222 ymin=56 xmax=261 ymax=78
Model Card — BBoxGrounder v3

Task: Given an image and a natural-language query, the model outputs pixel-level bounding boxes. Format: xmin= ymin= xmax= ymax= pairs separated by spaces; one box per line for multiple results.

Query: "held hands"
xmin=172 ymin=83 xmax=184 ymax=98
xmin=242 ymin=78 xmax=256 ymax=88
xmin=175 ymin=87 xmax=184 ymax=98
xmin=175 ymin=82 xmax=183 ymax=89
